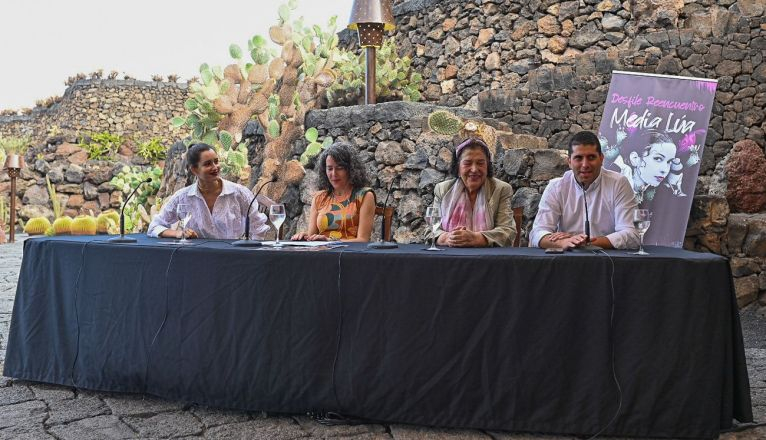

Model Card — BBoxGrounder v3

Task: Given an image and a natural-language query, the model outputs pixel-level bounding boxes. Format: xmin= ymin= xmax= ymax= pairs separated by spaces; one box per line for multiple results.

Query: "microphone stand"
xmin=109 ymin=178 xmax=153 ymax=243
xmin=368 ymin=175 xmax=400 ymax=250
xmin=577 ymin=179 xmax=602 ymax=252
xmin=232 ymin=178 xmax=276 ymax=247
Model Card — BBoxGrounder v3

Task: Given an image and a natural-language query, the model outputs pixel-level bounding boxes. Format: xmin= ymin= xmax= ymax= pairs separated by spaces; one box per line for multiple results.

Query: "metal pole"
xmin=365 ymin=46 xmax=377 ymax=105
xmin=8 ymin=169 xmax=18 ymax=243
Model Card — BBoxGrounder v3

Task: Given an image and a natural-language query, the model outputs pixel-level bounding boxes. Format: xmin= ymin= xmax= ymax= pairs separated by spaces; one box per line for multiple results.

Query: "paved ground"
xmin=0 ymin=236 xmax=764 ymax=439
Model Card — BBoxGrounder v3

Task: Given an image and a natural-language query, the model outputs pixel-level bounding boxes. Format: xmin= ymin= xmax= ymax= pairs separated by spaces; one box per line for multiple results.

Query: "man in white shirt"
xmin=530 ymin=131 xmax=639 ymax=250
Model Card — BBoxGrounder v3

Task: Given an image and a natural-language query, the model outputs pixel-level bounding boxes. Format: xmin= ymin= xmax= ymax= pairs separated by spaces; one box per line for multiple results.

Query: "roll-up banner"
xmin=598 ymin=71 xmax=718 ymax=247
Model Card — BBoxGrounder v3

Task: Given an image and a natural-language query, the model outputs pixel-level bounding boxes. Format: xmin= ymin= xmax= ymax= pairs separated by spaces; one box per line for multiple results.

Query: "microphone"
xmin=367 ymin=175 xmax=401 ymax=250
xmin=109 ymin=178 xmax=152 ymax=243
xmin=576 ymin=178 xmax=601 ymax=251
xmin=232 ymin=176 xmax=277 ymax=247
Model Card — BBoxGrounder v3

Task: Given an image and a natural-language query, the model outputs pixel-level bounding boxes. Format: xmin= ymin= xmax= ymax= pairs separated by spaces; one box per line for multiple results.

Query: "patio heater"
xmin=348 ymin=0 xmax=395 ymax=104
xmin=4 ymin=153 xmax=24 ymax=243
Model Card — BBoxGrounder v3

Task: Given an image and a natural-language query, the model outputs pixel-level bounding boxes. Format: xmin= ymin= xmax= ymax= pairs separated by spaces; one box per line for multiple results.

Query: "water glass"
xmin=632 ymin=209 xmax=652 ymax=255
xmin=176 ymin=203 xmax=192 ymax=244
xmin=269 ymin=204 xmax=286 ymax=246
xmin=425 ymin=206 xmax=443 ymax=251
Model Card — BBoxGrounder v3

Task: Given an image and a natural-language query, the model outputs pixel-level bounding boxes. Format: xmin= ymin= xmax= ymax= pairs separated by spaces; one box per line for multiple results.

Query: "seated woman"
xmin=428 ymin=138 xmax=516 ymax=247
xmin=147 ymin=143 xmax=270 ymax=239
xmin=291 ymin=142 xmax=376 ymax=242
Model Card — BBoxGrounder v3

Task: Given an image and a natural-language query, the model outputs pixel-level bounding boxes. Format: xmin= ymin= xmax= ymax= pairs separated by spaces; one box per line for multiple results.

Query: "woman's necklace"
xmin=198 ymin=179 xmax=221 ymax=196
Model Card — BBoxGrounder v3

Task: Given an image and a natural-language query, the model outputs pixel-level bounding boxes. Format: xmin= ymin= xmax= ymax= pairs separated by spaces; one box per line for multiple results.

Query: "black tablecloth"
xmin=4 ymin=235 xmax=752 ymax=438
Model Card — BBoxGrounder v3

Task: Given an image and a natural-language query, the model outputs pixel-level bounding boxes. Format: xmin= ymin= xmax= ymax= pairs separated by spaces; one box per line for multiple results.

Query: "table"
xmin=4 ymin=235 xmax=753 ymax=438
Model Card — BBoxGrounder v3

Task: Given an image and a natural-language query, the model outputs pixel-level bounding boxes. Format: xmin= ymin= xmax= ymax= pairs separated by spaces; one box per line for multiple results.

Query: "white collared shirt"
xmin=530 ymin=168 xmax=639 ymax=249
xmin=147 ymin=179 xmax=270 ymax=240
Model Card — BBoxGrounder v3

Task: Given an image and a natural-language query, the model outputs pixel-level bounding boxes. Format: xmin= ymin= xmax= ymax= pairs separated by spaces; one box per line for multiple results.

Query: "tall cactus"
xmin=173 ymin=0 xmax=338 ymax=201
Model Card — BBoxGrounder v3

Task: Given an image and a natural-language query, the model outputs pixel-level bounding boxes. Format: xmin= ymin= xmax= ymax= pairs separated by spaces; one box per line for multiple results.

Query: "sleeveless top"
xmin=314 ymin=187 xmax=373 ymax=240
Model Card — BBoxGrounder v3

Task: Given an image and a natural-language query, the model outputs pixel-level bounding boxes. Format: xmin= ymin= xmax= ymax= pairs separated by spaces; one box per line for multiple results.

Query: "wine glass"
xmin=269 ymin=204 xmax=286 ymax=247
xmin=424 ymin=206 xmax=444 ymax=251
xmin=176 ymin=203 xmax=192 ymax=244
xmin=632 ymin=209 xmax=652 ymax=255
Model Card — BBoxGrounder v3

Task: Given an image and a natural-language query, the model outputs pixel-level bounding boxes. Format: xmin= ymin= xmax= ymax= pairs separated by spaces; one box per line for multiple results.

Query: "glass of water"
xmin=425 ymin=206 xmax=444 ymax=251
xmin=176 ymin=203 xmax=192 ymax=244
xmin=269 ymin=204 xmax=286 ymax=247
xmin=632 ymin=209 xmax=652 ymax=255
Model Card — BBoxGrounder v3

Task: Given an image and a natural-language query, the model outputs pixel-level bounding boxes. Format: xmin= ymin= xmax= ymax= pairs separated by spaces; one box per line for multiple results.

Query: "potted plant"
xmin=0 ymin=135 xmax=31 ymax=169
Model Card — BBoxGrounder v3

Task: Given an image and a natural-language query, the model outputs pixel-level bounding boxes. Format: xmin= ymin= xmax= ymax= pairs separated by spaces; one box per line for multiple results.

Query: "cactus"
xmin=71 ymin=215 xmax=98 ymax=236
xmin=46 ymin=176 xmax=62 ymax=219
xmin=428 ymin=111 xmax=464 ymax=136
xmin=24 ymin=217 xmax=51 ymax=235
xmin=97 ymin=211 xmax=120 ymax=234
xmin=173 ymin=0 xmax=339 ymax=201
xmin=327 ymin=38 xmax=423 ymax=107
xmin=52 ymin=216 xmax=73 ymax=235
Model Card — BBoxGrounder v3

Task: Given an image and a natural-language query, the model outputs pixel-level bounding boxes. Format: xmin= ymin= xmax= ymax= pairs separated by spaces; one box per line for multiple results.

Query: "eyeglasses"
xmin=455 ymin=138 xmax=489 ymax=156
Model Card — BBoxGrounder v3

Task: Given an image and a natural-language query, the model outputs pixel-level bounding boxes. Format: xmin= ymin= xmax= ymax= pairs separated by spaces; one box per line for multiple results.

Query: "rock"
xmin=737 ymin=0 xmax=765 ymax=16
xmin=730 ymin=257 xmax=761 ymax=277
xmin=404 ymin=149 xmax=429 ymax=170
xmin=398 ymin=192 xmax=426 ymax=225
xmin=726 ymin=140 xmax=766 ymax=213
xmin=205 ymin=418 xmax=306 ymax=440
xmin=47 ymin=167 xmax=64 ymax=184
xmin=22 ymin=185 xmax=49 ymax=205
xmin=548 ymin=36 xmax=568 ymax=54
xmin=374 ymin=141 xmax=406 ymax=166
xmin=734 ymin=275 xmax=759 ymax=308
xmin=442 ymin=18 xmax=457 ymax=32
xmin=484 ymin=52 xmax=502 ymax=71
xmin=569 ymin=21 xmax=603 ymax=50
xmin=531 ymin=149 xmax=569 ymax=181
xmin=743 ymin=215 xmax=766 ymax=257
xmin=55 ymin=143 xmax=83 ymax=157
xmin=444 ymin=36 xmax=460 ymax=55
xmin=596 ymin=0 xmax=621 ymax=12
xmin=475 ymin=28 xmax=495 ymax=47
xmin=656 ymin=56 xmax=683 ymax=75
xmin=502 ymin=134 xmax=548 ymax=150
xmin=716 ymin=60 xmax=742 ymax=77
xmin=503 ymin=149 xmax=530 ymax=177
xmin=537 ymin=15 xmax=561 ymax=36
xmin=69 ymin=151 xmax=88 ymax=165
xmin=602 ymin=14 xmax=626 ymax=32
xmin=419 ymin=168 xmax=445 ymax=191
xmin=546 ymin=97 xmax=571 ymax=119
xmin=441 ymin=79 xmax=456 ymax=94
xmin=64 ymin=164 xmax=85 ymax=183
xmin=19 ymin=205 xmax=54 ymax=221
xmin=511 ymin=186 xmax=542 ymax=219
xmin=66 ymin=195 xmax=84 ymax=209
xmin=83 ymin=182 xmax=99 ymax=200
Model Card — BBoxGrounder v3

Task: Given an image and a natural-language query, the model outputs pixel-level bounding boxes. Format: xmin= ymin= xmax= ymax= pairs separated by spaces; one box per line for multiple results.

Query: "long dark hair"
xmin=449 ymin=138 xmax=494 ymax=178
xmin=186 ymin=143 xmax=216 ymax=171
xmin=315 ymin=142 xmax=369 ymax=196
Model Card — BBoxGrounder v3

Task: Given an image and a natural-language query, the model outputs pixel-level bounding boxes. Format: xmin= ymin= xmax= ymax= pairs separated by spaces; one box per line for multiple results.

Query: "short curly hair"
xmin=315 ymin=142 xmax=369 ymax=195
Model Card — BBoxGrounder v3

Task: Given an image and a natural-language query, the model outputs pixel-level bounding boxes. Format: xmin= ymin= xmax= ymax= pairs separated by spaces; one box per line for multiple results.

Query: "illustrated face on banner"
xmin=631 ymin=140 xmax=677 ymax=188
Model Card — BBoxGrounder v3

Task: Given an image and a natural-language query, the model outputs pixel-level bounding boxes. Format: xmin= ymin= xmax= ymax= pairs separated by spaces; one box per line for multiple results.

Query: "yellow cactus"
xmin=52 ymin=216 xmax=73 ymax=235
xmin=70 ymin=215 xmax=98 ymax=236
xmin=24 ymin=217 xmax=51 ymax=235
xmin=97 ymin=211 xmax=120 ymax=234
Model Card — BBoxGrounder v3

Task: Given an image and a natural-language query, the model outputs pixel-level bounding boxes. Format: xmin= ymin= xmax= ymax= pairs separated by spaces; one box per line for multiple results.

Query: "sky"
xmin=0 ymin=0 xmax=355 ymax=111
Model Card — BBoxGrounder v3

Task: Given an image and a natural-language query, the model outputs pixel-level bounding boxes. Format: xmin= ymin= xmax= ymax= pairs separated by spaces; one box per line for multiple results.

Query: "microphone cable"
xmin=142 ymin=239 xmax=214 ymax=395
xmin=586 ymin=248 xmax=623 ymax=439
xmin=70 ymin=238 xmax=108 ymax=388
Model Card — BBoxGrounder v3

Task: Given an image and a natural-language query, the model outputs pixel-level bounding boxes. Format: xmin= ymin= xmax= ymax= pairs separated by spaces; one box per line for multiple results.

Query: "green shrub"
xmin=137 ymin=138 xmax=167 ymax=163
xmin=79 ymin=131 xmax=124 ymax=160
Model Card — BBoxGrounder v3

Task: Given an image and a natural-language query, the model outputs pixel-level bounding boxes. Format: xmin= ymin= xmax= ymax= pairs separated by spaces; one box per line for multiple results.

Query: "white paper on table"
xmin=261 ymin=240 xmax=342 ymax=247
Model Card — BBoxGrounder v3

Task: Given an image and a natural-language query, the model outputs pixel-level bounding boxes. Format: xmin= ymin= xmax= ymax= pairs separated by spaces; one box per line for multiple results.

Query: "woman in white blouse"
xmin=147 ymin=143 xmax=270 ymax=240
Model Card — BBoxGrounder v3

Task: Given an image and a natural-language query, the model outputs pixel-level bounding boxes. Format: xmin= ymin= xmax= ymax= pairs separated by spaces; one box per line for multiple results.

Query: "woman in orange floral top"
xmin=291 ymin=142 xmax=376 ymax=242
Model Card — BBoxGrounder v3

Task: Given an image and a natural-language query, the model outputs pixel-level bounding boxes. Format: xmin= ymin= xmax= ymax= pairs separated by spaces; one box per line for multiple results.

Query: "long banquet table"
xmin=4 ymin=235 xmax=753 ymax=438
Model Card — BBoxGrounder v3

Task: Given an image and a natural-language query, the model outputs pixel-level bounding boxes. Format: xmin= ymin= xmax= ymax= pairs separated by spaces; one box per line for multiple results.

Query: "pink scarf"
xmin=440 ymin=179 xmax=492 ymax=232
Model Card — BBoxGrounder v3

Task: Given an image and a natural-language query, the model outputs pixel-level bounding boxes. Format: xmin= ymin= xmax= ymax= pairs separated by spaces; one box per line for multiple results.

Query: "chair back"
xmin=375 ymin=206 xmax=394 ymax=242
xmin=512 ymin=206 xmax=523 ymax=247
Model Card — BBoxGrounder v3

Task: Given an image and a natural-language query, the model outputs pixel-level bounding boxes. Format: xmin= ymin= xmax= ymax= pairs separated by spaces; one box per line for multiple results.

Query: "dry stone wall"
xmin=0 ymin=79 xmax=189 ymax=144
